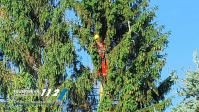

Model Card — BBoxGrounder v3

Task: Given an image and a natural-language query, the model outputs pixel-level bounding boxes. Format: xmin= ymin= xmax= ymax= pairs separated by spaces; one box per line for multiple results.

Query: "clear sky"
xmin=150 ymin=0 xmax=199 ymax=111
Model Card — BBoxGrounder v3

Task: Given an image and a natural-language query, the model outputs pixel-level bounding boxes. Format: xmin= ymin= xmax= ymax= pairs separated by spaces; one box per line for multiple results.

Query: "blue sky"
xmin=149 ymin=0 xmax=199 ymax=111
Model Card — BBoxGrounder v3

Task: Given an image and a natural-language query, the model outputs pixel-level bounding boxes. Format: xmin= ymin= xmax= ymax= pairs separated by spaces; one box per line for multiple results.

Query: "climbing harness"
xmin=94 ymin=34 xmax=107 ymax=77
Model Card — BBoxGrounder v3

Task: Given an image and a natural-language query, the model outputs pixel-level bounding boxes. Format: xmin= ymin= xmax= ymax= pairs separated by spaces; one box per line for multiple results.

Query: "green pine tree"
xmin=0 ymin=0 xmax=95 ymax=111
xmin=0 ymin=0 xmax=176 ymax=111
xmin=71 ymin=0 xmax=175 ymax=111
xmin=172 ymin=51 xmax=199 ymax=112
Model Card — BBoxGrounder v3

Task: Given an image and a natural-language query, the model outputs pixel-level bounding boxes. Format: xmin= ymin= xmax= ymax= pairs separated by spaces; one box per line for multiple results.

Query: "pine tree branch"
xmin=0 ymin=39 xmax=39 ymax=78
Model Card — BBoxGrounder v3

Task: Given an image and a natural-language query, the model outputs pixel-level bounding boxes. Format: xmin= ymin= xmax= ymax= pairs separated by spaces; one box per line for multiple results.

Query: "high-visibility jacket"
xmin=96 ymin=39 xmax=107 ymax=77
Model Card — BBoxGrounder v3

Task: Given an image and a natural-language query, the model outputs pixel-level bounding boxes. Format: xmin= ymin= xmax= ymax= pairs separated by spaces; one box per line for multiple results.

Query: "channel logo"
xmin=13 ymin=88 xmax=67 ymax=105
xmin=41 ymin=88 xmax=67 ymax=99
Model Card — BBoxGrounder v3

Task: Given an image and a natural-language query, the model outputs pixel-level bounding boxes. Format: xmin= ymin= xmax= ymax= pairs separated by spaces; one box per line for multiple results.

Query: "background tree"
xmin=71 ymin=0 xmax=175 ymax=111
xmin=0 ymin=0 xmax=95 ymax=111
xmin=172 ymin=51 xmax=199 ymax=112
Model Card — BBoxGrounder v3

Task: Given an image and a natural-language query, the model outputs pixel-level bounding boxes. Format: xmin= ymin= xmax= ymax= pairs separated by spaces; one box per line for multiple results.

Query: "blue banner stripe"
xmin=58 ymin=89 xmax=67 ymax=100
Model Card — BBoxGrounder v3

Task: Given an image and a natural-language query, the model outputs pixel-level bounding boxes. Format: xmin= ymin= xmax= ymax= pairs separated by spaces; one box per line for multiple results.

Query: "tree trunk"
xmin=100 ymin=81 xmax=105 ymax=101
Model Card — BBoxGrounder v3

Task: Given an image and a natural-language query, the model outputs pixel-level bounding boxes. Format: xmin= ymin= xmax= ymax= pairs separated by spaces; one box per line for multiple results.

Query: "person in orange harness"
xmin=94 ymin=34 xmax=107 ymax=77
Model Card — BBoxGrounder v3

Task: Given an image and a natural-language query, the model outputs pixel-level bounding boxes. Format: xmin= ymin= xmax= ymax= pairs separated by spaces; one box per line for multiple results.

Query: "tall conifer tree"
xmin=0 ymin=0 xmax=95 ymax=111
xmin=72 ymin=0 xmax=174 ymax=111
xmin=0 ymin=0 xmax=175 ymax=111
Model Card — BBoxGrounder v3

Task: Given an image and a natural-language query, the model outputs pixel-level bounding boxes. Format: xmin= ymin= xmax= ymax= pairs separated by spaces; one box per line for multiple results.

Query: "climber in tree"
xmin=94 ymin=34 xmax=107 ymax=77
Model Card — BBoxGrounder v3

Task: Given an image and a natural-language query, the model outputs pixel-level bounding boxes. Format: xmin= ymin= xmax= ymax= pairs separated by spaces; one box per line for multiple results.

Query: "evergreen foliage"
xmin=0 ymin=0 xmax=175 ymax=111
xmin=172 ymin=52 xmax=199 ymax=112
xmin=0 ymin=0 xmax=95 ymax=111
xmin=71 ymin=0 xmax=174 ymax=111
